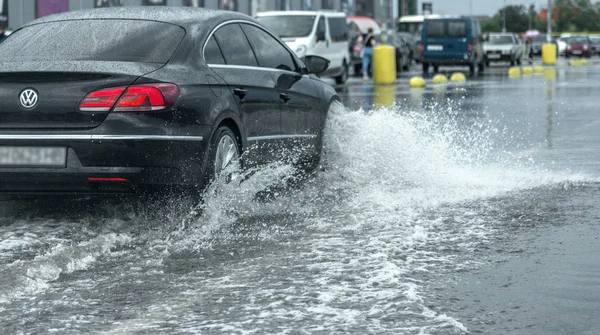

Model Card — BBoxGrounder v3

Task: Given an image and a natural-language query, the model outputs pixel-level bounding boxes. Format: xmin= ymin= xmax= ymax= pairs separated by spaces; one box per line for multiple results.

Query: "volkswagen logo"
xmin=19 ymin=89 xmax=39 ymax=109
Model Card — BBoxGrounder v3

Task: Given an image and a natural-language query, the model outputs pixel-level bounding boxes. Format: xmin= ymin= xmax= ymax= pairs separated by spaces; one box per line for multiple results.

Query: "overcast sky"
xmin=418 ymin=0 xmax=550 ymax=17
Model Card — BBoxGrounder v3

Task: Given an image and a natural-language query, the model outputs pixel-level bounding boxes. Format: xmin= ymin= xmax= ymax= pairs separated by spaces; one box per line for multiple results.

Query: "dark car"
xmin=566 ymin=36 xmax=592 ymax=58
xmin=0 ymin=7 xmax=337 ymax=197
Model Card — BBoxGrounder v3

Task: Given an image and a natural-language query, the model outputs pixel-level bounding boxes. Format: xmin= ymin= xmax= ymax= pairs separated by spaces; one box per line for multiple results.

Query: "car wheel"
xmin=433 ymin=64 xmax=439 ymax=73
xmin=205 ymin=126 xmax=241 ymax=186
xmin=354 ymin=64 xmax=362 ymax=76
xmin=517 ymin=57 xmax=522 ymax=65
xmin=510 ymin=58 xmax=515 ymax=66
xmin=422 ymin=62 xmax=429 ymax=74
xmin=335 ymin=62 xmax=348 ymax=85
xmin=485 ymin=60 xmax=490 ymax=67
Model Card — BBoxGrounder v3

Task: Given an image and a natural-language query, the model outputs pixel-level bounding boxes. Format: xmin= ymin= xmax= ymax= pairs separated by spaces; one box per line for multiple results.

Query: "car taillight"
xmin=79 ymin=87 xmax=126 ymax=112
xmin=468 ymin=43 xmax=473 ymax=54
xmin=79 ymin=83 xmax=179 ymax=112
xmin=419 ymin=42 xmax=424 ymax=53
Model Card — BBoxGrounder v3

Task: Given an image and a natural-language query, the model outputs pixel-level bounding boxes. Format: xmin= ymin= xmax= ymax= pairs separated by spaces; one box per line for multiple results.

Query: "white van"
xmin=256 ymin=11 xmax=350 ymax=84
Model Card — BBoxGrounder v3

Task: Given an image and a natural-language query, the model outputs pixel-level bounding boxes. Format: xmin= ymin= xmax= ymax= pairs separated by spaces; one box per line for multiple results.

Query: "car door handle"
xmin=280 ymin=93 xmax=291 ymax=102
xmin=233 ymin=88 xmax=247 ymax=99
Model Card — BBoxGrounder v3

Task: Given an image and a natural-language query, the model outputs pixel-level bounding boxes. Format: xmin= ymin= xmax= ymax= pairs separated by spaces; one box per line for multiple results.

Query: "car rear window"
xmin=447 ymin=21 xmax=466 ymax=38
xmin=426 ymin=20 xmax=467 ymax=38
xmin=426 ymin=21 xmax=445 ymax=38
xmin=0 ymin=19 xmax=185 ymax=63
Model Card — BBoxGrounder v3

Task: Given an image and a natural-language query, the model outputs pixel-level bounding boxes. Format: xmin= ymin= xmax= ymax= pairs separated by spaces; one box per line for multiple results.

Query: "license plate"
xmin=573 ymin=50 xmax=582 ymax=54
xmin=427 ymin=45 xmax=443 ymax=51
xmin=487 ymin=54 xmax=501 ymax=59
xmin=0 ymin=147 xmax=67 ymax=167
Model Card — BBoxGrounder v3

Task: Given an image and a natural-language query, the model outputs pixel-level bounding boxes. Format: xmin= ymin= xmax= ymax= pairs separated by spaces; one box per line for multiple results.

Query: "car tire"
xmin=422 ymin=62 xmax=430 ymax=74
xmin=433 ymin=64 xmax=439 ymax=73
xmin=517 ymin=57 xmax=522 ymax=65
xmin=335 ymin=62 xmax=348 ymax=85
xmin=510 ymin=58 xmax=515 ymax=66
xmin=485 ymin=60 xmax=490 ymax=67
xmin=204 ymin=125 xmax=242 ymax=187
xmin=354 ymin=64 xmax=362 ymax=76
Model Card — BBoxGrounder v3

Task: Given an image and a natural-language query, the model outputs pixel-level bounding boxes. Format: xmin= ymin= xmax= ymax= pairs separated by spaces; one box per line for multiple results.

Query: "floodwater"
xmin=0 ymin=62 xmax=598 ymax=334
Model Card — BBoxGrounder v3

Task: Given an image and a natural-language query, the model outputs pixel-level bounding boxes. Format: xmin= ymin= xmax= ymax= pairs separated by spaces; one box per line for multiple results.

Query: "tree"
xmin=484 ymin=5 xmax=530 ymax=33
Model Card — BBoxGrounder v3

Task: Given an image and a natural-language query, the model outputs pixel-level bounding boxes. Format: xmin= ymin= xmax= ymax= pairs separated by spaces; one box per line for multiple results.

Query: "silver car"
xmin=484 ymin=33 xmax=523 ymax=66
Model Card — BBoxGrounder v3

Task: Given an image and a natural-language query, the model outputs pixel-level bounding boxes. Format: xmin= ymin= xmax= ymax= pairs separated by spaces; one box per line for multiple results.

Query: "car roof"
xmin=23 ymin=6 xmax=253 ymax=28
xmin=256 ymin=11 xmax=346 ymax=17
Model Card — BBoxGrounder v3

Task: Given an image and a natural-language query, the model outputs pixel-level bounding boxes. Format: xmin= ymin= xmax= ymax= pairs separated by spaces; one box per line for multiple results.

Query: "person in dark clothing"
xmin=0 ymin=15 xmax=8 ymax=42
xmin=362 ymin=28 xmax=376 ymax=80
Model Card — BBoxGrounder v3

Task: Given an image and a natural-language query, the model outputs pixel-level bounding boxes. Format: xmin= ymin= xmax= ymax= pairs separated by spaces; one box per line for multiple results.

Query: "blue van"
xmin=420 ymin=17 xmax=485 ymax=75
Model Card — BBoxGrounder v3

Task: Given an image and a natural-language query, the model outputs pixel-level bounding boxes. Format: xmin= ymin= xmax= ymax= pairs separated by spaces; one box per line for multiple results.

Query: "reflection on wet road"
xmin=1 ymin=63 xmax=599 ymax=334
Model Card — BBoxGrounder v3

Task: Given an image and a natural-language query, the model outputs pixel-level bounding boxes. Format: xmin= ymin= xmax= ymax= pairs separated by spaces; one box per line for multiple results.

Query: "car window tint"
xmin=214 ymin=23 xmax=258 ymax=67
xmin=426 ymin=21 xmax=445 ymax=38
xmin=328 ymin=17 xmax=347 ymax=42
xmin=0 ymin=20 xmax=184 ymax=63
xmin=241 ymin=24 xmax=296 ymax=72
xmin=204 ymin=36 xmax=225 ymax=64
xmin=448 ymin=21 xmax=466 ymax=38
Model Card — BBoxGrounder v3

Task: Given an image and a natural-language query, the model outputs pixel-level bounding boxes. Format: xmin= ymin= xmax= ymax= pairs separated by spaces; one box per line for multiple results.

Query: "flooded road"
xmin=1 ymin=62 xmax=599 ymax=334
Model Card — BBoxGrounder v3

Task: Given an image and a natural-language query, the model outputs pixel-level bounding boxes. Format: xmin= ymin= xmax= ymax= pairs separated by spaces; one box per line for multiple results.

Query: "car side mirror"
xmin=304 ymin=55 xmax=330 ymax=74
xmin=316 ymin=31 xmax=326 ymax=42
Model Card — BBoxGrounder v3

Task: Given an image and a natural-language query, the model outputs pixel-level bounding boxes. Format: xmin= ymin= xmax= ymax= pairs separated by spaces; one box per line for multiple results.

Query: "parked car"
xmin=483 ymin=32 xmax=523 ymax=66
xmin=556 ymin=36 xmax=568 ymax=56
xmin=347 ymin=16 xmax=381 ymax=76
xmin=0 ymin=7 xmax=337 ymax=196
xmin=386 ymin=32 xmax=413 ymax=71
xmin=396 ymin=32 xmax=419 ymax=64
xmin=530 ymin=36 xmax=546 ymax=56
xmin=589 ymin=35 xmax=600 ymax=55
xmin=256 ymin=11 xmax=350 ymax=84
xmin=565 ymin=35 xmax=592 ymax=58
xmin=421 ymin=17 xmax=485 ymax=75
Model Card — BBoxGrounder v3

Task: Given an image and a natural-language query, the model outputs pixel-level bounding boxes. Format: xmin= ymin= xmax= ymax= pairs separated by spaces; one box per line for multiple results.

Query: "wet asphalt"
xmin=0 ymin=57 xmax=599 ymax=334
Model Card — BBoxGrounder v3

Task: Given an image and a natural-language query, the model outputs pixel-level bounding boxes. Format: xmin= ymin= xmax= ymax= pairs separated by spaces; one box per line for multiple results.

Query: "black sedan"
xmin=0 ymin=7 xmax=337 ymax=196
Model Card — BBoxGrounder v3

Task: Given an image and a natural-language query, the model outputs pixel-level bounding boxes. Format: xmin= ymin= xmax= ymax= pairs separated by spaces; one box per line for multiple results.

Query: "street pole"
xmin=502 ymin=0 xmax=506 ymax=32
xmin=547 ymin=0 xmax=552 ymax=42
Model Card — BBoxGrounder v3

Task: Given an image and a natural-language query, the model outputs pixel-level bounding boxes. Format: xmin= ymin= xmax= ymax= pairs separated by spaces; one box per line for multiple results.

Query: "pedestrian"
xmin=526 ymin=37 xmax=534 ymax=65
xmin=362 ymin=27 xmax=376 ymax=80
xmin=0 ymin=15 xmax=8 ymax=43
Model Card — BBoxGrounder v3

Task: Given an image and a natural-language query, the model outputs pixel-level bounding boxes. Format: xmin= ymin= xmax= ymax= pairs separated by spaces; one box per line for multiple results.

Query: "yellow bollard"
xmin=542 ymin=43 xmax=557 ymax=65
xmin=373 ymin=85 xmax=396 ymax=110
xmin=508 ymin=67 xmax=521 ymax=77
xmin=432 ymin=74 xmax=448 ymax=84
xmin=522 ymin=66 xmax=534 ymax=75
xmin=569 ymin=59 xmax=582 ymax=66
xmin=372 ymin=44 xmax=396 ymax=85
xmin=534 ymin=66 xmax=544 ymax=73
xmin=450 ymin=72 xmax=466 ymax=82
xmin=581 ymin=59 xmax=588 ymax=65
xmin=409 ymin=76 xmax=426 ymax=88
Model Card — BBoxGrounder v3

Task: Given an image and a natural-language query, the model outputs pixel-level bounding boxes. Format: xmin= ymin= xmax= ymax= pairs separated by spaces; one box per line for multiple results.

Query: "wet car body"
xmin=566 ymin=36 xmax=592 ymax=58
xmin=588 ymin=36 xmax=600 ymax=55
xmin=0 ymin=7 xmax=337 ymax=196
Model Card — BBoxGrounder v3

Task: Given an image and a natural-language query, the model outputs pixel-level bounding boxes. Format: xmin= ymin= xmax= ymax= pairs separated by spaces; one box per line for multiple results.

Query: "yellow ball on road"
xmin=534 ymin=66 xmax=544 ymax=73
xmin=522 ymin=66 xmax=534 ymax=75
xmin=432 ymin=74 xmax=448 ymax=84
xmin=450 ymin=72 xmax=466 ymax=82
xmin=508 ymin=67 xmax=521 ymax=77
xmin=409 ymin=76 xmax=426 ymax=88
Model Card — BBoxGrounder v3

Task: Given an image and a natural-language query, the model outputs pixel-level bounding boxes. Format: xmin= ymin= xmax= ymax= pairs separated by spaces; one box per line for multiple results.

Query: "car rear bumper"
xmin=0 ymin=133 xmax=210 ymax=196
xmin=422 ymin=57 xmax=476 ymax=65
